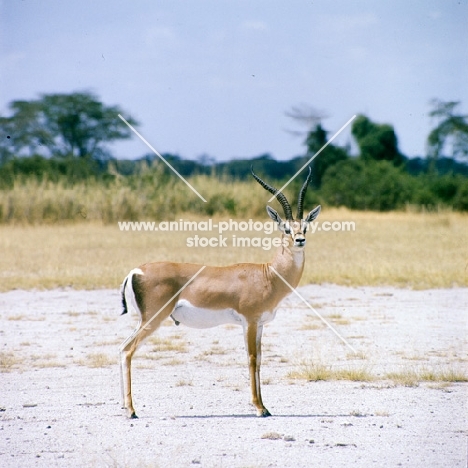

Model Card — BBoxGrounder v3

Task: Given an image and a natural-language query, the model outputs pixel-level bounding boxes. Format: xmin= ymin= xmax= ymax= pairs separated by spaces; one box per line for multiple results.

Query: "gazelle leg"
xmin=119 ymin=321 xmax=143 ymax=419
xmin=244 ymin=323 xmax=271 ymax=417
xmin=119 ymin=301 xmax=176 ymax=418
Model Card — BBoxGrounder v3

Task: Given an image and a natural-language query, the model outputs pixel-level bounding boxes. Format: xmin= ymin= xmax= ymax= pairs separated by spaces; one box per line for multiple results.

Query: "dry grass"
xmin=261 ymin=432 xmax=283 ymax=440
xmin=300 ymin=321 xmax=324 ymax=331
xmin=99 ymin=338 xmax=124 ymax=346
xmin=346 ymin=351 xmax=368 ymax=360
xmin=206 ymin=345 xmax=228 ymax=355
xmin=7 ymin=314 xmax=46 ymax=321
xmin=175 ymin=379 xmax=193 ymax=387
xmin=385 ymin=367 xmax=468 ymax=386
xmin=7 ymin=314 xmax=26 ymax=321
xmin=148 ymin=336 xmax=188 ymax=353
xmin=384 ymin=370 xmax=420 ymax=387
xmin=32 ymin=359 xmax=66 ymax=368
xmin=0 ymin=207 xmax=466 ymax=290
xmin=288 ymin=359 xmax=468 ymax=386
xmin=0 ymin=174 xmax=265 ymax=224
xmin=78 ymin=352 xmax=115 ymax=368
xmin=163 ymin=358 xmax=185 ymax=366
xmin=0 ymin=352 xmax=24 ymax=372
xmin=288 ymin=360 xmax=375 ymax=382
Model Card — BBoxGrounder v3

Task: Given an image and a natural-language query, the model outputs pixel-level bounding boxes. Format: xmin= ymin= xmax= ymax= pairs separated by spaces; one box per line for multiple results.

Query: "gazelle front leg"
xmin=244 ymin=323 xmax=271 ymax=417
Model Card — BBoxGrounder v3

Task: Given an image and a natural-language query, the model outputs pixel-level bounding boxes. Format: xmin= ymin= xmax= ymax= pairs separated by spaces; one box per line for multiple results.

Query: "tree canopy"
xmin=1 ymin=92 xmax=467 ymax=211
xmin=0 ymin=92 xmax=138 ymax=162
xmin=351 ymin=114 xmax=405 ymax=166
xmin=427 ymin=99 xmax=468 ymax=161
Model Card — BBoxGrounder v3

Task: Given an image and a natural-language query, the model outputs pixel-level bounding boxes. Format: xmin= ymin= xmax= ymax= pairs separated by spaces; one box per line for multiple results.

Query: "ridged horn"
xmin=251 ymin=166 xmax=293 ymax=220
xmin=296 ymin=166 xmax=313 ymax=220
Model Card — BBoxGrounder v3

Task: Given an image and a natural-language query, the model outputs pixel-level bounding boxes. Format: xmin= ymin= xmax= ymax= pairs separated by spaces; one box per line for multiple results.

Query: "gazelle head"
xmin=251 ymin=166 xmax=321 ymax=249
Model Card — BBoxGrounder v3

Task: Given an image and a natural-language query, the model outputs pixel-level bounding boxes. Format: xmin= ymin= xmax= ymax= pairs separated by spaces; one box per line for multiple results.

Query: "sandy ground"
xmin=0 ymin=285 xmax=467 ymax=467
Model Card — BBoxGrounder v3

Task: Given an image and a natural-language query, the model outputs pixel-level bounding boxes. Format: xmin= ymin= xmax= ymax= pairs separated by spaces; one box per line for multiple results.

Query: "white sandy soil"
xmin=0 ymin=285 xmax=467 ymax=467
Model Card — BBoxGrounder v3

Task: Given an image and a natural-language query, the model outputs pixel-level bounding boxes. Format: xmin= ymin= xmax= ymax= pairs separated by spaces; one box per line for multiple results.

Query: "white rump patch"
xmin=171 ymin=299 xmax=245 ymax=329
xmin=123 ymin=268 xmax=144 ymax=316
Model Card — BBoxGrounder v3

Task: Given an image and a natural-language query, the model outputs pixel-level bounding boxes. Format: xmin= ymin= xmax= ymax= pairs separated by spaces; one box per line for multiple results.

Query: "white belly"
xmin=171 ymin=299 xmax=245 ymax=329
xmin=259 ymin=309 xmax=277 ymax=325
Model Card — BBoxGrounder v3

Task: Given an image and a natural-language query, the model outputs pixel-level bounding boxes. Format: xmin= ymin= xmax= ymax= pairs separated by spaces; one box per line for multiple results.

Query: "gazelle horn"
xmin=296 ymin=166 xmax=313 ymax=220
xmin=251 ymin=166 xmax=293 ymax=221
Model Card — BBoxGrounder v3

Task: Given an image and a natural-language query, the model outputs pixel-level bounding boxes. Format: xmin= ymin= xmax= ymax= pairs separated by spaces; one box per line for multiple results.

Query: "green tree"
xmin=0 ymin=92 xmax=138 ymax=161
xmin=351 ymin=114 xmax=405 ymax=166
xmin=304 ymin=123 xmax=349 ymax=188
xmin=321 ymin=159 xmax=413 ymax=210
xmin=286 ymin=105 xmax=349 ymax=187
xmin=427 ymin=99 xmax=468 ymax=161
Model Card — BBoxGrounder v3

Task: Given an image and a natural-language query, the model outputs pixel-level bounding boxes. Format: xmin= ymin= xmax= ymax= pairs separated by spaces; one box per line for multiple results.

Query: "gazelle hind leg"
xmin=119 ymin=300 xmax=176 ymax=418
xmin=119 ymin=321 xmax=142 ymax=418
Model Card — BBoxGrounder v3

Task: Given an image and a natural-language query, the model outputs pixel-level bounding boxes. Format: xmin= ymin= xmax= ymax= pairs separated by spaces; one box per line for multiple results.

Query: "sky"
xmin=1 ymin=0 xmax=467 ymax=162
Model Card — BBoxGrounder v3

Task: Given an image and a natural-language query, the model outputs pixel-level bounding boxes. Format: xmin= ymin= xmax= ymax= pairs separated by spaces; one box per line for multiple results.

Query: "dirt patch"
xmin=1 ymin=285 xmax=467 ymax=467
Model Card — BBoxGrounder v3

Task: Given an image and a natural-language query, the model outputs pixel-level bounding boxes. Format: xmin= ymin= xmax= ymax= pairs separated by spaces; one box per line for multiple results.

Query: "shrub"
xmin=320 ymin=159 xmax=413 ymax=210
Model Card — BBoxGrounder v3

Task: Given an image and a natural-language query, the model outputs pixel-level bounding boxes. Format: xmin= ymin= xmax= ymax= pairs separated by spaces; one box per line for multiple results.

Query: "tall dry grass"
xmin=1 ymin=170 xmax=466 ymax=290
xmin=0 ymin=209 xmax=466 ymax=291
xmin=0 ymin=170 xmax=272 ymax=224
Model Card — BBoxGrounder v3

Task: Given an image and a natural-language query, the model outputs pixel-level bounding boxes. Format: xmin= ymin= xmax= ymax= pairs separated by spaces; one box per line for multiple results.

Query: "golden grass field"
xmin=0 ymin=208 xmax=466 ymax=291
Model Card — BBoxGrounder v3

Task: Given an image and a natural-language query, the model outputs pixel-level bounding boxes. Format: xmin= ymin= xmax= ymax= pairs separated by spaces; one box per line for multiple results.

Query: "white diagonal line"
xmin=118 ymin=114 xmax=207 ymax=203
xmin=269 ymin=266 xmax=358 ymax=354
xmin=268 ymin=114 xmax=357 ymax=202
xmin=119 ymin=265 xmax=206 ymax=350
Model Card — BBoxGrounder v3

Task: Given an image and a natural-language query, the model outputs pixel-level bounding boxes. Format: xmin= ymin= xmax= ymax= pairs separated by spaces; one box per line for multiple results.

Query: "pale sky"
xmin=1 ymin=0 xmax=467 ymax=161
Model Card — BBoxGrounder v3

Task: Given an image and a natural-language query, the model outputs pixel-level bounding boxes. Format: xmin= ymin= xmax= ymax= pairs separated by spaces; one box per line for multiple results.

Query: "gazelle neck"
xmin=269 ymin=243 xmax=305 ymax=290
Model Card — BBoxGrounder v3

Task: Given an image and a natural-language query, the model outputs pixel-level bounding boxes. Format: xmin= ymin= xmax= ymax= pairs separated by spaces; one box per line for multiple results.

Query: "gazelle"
xmin=120 ymin=167 xmax=321 ymax=418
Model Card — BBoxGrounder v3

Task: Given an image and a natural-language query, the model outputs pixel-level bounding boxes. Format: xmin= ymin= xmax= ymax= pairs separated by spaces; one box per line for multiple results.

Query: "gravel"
xmin=1 ymin=285 xmax=467 ymax=467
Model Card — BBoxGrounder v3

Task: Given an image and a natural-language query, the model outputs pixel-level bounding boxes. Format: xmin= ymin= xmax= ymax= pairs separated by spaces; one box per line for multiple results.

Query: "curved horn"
xmin=251 ymin=166 xmax=293 ymax=220
xmin=296 ymin=166 xmax=313 ymax=219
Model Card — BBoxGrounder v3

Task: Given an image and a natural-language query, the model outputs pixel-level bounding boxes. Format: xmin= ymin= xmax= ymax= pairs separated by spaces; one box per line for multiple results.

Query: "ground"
xmin=1 ymin=285 xmax=467 ymax=467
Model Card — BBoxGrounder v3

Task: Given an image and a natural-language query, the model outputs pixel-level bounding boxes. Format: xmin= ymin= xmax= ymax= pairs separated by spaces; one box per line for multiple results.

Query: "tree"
xmin=427 ymin=99 xmax=468 ymax=162
xmin=0 ymin=92 xmax=138 ymax=161
xmin=351 ymin=114 xmax=405 ymax=166
xmin=321 ymin=159 xmax=413 ymax=211
xmin=304 ymin=123 xmax=349 ymax=188
xmin=286 ymin=104 xmax=349 ymax=187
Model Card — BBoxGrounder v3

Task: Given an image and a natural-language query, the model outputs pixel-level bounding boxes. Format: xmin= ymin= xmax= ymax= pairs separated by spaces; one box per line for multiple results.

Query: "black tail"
xmin=121 ymin=277 xmax=129 ymax=315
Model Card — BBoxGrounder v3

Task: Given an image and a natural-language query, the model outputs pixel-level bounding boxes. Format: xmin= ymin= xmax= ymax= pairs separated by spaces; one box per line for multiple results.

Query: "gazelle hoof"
xmin=257 ymin=408 xmax=272 ymax=417
xmin=130 ymin=412 xmax=138 ymax=419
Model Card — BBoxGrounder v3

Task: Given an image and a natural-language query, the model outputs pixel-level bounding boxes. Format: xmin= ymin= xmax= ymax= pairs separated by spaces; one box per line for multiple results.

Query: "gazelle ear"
xmin=304 ymin=205 xmax=321 ymax=223
xmin=267 ymin=206 xmax=290 ymax=234
xmin=266 ymin=206 xmax=283 ymax=225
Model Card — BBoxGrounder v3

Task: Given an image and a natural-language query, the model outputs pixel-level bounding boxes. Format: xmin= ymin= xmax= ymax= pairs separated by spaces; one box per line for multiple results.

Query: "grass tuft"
xmin=287 ymin=360 xmax=374 ymax=382
xmin=385 ymin=367 xmax=468 ymax=386
xmin=175 ymin=379 xmax=193 ymax=387
xmin=78 ymin=352 xmax=115 ymax=368
xmin=0 ymin=352 xmax=24 ymax=372
xmin=261 ymin=432 xmax=283 ymax=440
xmin=288 ymin=360 xmax=467 ymax=385
xmin=148 ymin=336 xmax=188 ymax=353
